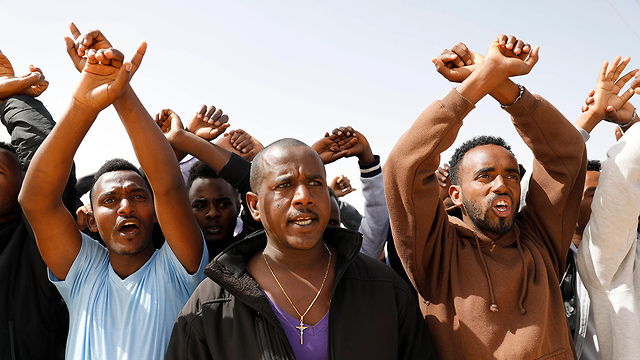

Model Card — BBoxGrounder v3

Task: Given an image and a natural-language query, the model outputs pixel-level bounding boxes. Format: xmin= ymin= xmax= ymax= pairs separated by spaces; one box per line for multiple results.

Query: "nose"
xmin=117 ymin=198 xmax=135 ymax=215
xmin=492 ymin=175 xmax=508 ymax=193
xmin=293 ymin=184 xmax=314 ymax=206
xmin=206 ymin=204 xmax=220 ymax=219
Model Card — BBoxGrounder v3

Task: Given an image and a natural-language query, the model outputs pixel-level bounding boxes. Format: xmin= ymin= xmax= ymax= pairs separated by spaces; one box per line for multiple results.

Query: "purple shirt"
xmin=265 ymin=292 xmax=329 ymax=360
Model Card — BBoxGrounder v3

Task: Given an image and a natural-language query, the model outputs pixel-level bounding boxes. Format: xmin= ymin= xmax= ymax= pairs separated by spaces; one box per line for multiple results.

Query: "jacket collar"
xmin=203 ymin=227 xmax=363 ymax=322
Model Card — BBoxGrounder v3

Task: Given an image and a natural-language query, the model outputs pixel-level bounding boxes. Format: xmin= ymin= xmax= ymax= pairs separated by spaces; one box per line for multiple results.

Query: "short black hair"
xmin=250 ymin=138 xmax=311 ymax=194
xmin=187 ymin=161 xmax=239 ymax=196
xmin=89 ymin=158 xmax=151 ymax=206
xmin=449 ymin=135 xmax=516 ymax=185
xmin=587 ymin=159 xmax=601 ymax=172
xmin=0 ymin=141 xmax=15 ymax=153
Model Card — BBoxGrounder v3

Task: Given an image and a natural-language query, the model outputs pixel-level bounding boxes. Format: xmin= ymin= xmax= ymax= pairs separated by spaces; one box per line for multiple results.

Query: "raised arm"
xmin=18 ymin=46 xmax=132 ymax=280
xmin=384 ymin=34 xmax=540 ymax=292
xmin=113 ymin=82 xmax=204 ymax=274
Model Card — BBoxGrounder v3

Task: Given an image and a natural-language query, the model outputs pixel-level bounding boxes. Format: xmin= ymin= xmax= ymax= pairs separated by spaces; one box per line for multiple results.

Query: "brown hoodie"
xmin=384 ymin=88 xmax=585 ymax=359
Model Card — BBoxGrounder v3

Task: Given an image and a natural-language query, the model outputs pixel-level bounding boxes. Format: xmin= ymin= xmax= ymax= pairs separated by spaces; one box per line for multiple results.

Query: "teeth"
xmin=496 ymin=201 xmax=508 ymax=207
xmin=294 ymin=217 xmax=312 ymax=225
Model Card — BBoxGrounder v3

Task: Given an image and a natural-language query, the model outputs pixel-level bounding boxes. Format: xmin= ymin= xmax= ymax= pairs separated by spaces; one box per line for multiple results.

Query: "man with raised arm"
xmin=0 ymin=51 xmax=69 ymax=360
xmin=384 ymin=35 xmax=586 ymax=359
xmin=311 ymin=126 xmax=389 ymax=259
xmin=576 ymin=57 xmax=640 ymax=360
xmin=166 ymin=138 xmax=436 ymax=359
xmin=18 ymin=28 xmax=207 ymax=359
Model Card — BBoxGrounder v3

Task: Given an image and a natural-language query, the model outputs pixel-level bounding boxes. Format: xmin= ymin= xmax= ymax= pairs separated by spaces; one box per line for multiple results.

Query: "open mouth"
xmin=204 ymin=224 xmax=222 ymax=234
xmin=492 ymin=198 xmax=512 ymax=217
xmin=117 ymin=220 xmax=140 ymax=235
xmin=291 ymin=217 xmax=313 ymax=226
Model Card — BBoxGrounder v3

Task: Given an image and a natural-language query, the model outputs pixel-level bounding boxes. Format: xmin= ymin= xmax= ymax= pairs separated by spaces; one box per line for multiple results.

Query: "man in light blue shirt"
xmin=19 ymin=25 xmax=207 ymax=360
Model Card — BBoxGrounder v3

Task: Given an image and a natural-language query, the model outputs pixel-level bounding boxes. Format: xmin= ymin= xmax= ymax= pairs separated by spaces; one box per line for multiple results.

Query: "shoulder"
xmin=341 ymin=254 xmax=414 ymax=295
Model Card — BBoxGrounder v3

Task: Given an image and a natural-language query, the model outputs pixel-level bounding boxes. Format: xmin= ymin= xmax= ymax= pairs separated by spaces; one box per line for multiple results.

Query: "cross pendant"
xmin=296 ymin=320 xmax=308 ymax=345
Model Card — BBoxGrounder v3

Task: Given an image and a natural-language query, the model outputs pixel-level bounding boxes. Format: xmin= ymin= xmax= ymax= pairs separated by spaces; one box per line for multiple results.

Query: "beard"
xmin=462 ymin=194 xmax=518 ymax=237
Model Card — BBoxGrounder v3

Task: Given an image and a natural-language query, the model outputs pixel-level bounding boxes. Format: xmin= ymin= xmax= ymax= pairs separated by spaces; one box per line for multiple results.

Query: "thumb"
xmin=64 ymin=36 xmax=83 ymax=72
xmin=109 ymin=62 xmax=132 ymax=98
xmin=524 ymin=46 xmax=540 ymax=68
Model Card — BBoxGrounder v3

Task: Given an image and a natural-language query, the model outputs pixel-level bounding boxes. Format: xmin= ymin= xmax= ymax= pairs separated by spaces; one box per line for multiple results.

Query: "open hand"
xmin=186 ymin=104 xmax=230 ymax=141
xmin=582 ymin=56 xmax=637 ymax=127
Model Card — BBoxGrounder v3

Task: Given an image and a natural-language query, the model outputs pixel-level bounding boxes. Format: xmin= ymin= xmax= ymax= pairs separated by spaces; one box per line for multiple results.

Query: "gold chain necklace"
xmin=263 ymin=242 xmax=332 ymax=345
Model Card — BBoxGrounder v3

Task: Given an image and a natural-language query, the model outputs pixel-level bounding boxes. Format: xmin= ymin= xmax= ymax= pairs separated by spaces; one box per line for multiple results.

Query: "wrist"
xmin=359 ymin=155 xmax=381 ymax=178
xmin=619 ymin=108 xmax=638 ymax=133
xmin=357 ymin=149 xmax=375 ymax=164
xmin=457 ymin=62 xmax=507 ymax=104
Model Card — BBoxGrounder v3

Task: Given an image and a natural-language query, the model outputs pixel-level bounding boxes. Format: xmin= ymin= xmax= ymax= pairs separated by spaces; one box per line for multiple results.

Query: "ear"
xmin=449 ymin=184 xmax=464 ymax=207
xmin=246 ymin=191 xmax=261 ymax=221
xmin=87 ymin=211 xmax=98 ymax=232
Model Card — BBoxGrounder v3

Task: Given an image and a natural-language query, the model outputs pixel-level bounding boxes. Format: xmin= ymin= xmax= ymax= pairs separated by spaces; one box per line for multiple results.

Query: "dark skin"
xmin=0 ymin=148 xmax=22 ymax=222
xmin=246 ymin=145 xmax=335 ymax=327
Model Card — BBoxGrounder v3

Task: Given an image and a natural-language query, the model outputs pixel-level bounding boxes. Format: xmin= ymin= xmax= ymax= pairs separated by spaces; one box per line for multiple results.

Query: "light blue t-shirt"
xmin=49 ymin=233 xmax=208 ymax=360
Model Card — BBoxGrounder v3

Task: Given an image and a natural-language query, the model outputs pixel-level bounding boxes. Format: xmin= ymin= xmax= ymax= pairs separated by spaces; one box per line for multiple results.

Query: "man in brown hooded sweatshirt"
xmin=384 ymin=35 xmax=585 ymax=359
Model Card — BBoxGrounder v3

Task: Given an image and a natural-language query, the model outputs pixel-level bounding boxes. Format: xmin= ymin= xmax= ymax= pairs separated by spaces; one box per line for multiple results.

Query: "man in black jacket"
xmin=0 ymin=51 xmax=72 ymax=360
xmin=166 ymin=138 xmax=436 ymax=359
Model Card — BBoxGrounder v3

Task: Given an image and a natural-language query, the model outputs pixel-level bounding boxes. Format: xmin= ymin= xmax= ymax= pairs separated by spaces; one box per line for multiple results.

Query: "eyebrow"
xmin=474 ymin=167 xmax=521 ymax=176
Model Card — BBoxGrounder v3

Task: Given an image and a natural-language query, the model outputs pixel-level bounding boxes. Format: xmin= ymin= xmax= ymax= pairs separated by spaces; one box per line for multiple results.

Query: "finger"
xmin=104 ymin=48 xmax=125 ymax=68
xmin=234 ymin=137 xmax=252 ymax=151
xmin=205 ymin=105 xmax=216 ymax=120
xmin=209 ymin=108 xmax=223 ymax=123
xmin=606 ymin=56 xmax=622 ymax=80
xmin=64 ymin=36 xmax=83 ymax=72
xmin=585 ymin=96 xmax=594 ymax=105
xmin=582 ymin=105 xmax=589 ymax=112
xmin=218 ymin=114 xmax=229 ymax=125
xmin=605 ymin=106 xmax=620 ymax=124
xmin=505 ymin=35 xmax=518 ymax=50
xmin=615 ymin=126 xmax=623 ymax=141
xmin=588 ymin=90 xmax=595 ymax=97
xmin=107 ymin=62 xmax=132 ymax=99
xmin=442 ymin=48 xmax=464 ymax=68
xmin=196 ymin=104 xmax=207 ymax=119
xmin=513 ymin=39 xmax=525 ymax=55
xmin=129 ymin=42 xmax=146 ymax=77
xmin=342 ymin=188 xmax=356 ymax=196
xmin=69 ymin=22 xmax=81 ymax=40
xmin=451 ymin=43 xmax=472 ymax=65
xmin=598 ymin=61 xmax=609 ymax=82
xmin=496 ymin=34 xmax=508 ymax=46
xmin=615 ymin=69 xmax=639 ymax=90
xmin=524 ymin=46 xmax=540 ymax=68
xmin=612 ymin=56 xmax=630 ymax=80
xmin=620 ymin=87 xmax=636 ymax=104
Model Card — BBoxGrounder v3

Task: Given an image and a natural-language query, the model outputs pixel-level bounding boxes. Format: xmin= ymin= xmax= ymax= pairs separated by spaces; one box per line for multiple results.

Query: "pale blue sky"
xmin=1 ymin=0 xmax=638 ymax=210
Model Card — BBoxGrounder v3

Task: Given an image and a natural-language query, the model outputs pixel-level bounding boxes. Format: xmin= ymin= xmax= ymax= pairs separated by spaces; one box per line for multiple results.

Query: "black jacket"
xmin=166 ymin=227 xmax=436 ymax=359
xmin=0 ymin=96 xmax=75 ymax=360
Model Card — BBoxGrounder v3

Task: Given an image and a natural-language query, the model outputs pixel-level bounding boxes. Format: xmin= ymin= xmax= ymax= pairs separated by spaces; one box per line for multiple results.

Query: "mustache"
xmin=287 ymin=208 xmax=319 ymax=221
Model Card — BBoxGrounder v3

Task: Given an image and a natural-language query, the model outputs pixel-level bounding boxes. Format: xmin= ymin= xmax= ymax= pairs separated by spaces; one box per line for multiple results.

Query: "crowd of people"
xmin=1 ymin=23 xmax=639 ymax=360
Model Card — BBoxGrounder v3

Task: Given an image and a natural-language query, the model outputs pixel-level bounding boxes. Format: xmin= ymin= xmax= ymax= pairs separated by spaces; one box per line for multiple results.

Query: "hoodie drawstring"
xmin=473 ymin=236 xmax=498 ymax=312
xmin=515 ymin=237 xmax=528 ymax=315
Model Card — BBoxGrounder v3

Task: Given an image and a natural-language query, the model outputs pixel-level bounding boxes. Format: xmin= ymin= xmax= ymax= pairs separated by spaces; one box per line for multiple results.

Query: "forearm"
xmin=358 ymin=158 xmax=389 ymax=258
xmin=19 ymin=101 xmax=94 ymax=210
xmin=170 ymin=130 xmax=232 ymax=172
xmin=384 ymin=89 xmax=472 ymax=291
xmin=113 ymin=86 xmax=184 ymax=191
xmin=0 ymin=95 xmax=55 ymax=169
xmin=358 ymin=171 xmax=390 ymax=259
xmin=456 ymin=61 xmax=509 ymax=104
xmin=574 ymin=109 xmax=603 ymax=134
xmin=510 ymin=90 xmax=586 ymax=270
